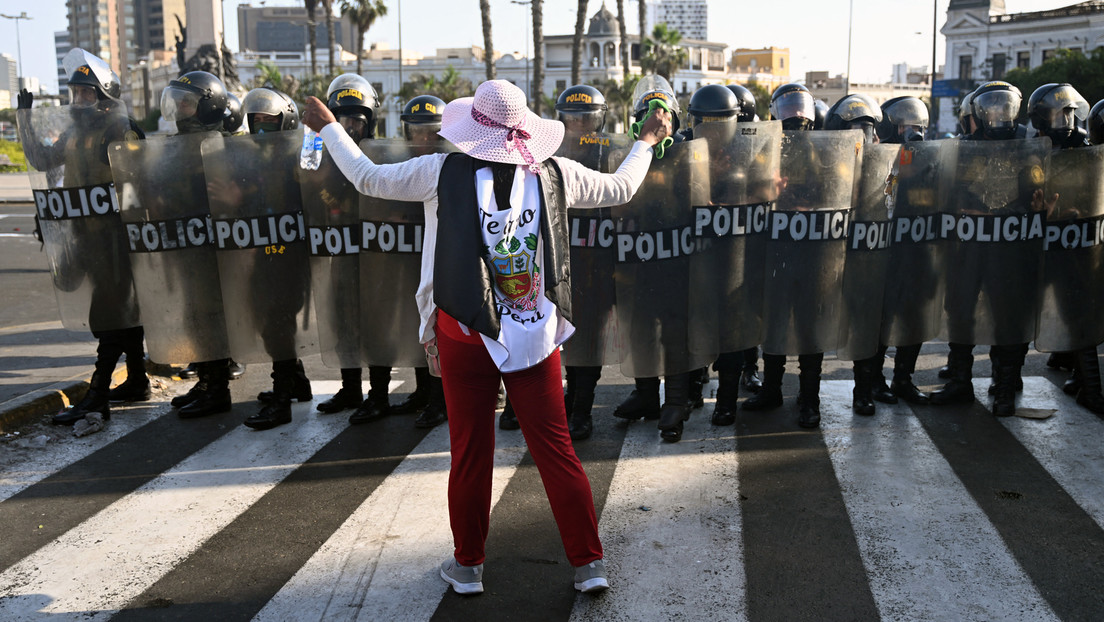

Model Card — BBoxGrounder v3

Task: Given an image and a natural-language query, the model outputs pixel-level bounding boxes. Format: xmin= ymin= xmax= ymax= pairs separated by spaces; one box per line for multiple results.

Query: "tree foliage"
xmin=640 ymin=23 xmax=686 ymax=83
xmin=600 ymin=74 xmax=640 ymax=132
xmin=340 ymin=0 xmax=388 ymax=77
xmin=398 ymin=66 xmax=475 ymax=103
xmin=1003 ymin=47 xmax=1104 ymax=117
xmin=744 ymin=81 xmax=772 ymax=122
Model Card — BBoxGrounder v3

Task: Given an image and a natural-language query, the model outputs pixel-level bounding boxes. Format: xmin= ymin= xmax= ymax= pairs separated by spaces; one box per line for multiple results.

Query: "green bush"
xmin=0 ymin=139 xmax=28 ymax=172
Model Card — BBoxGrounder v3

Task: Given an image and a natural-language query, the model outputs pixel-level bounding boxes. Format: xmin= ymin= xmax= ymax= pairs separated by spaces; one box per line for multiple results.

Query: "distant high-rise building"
xmin=0 ymin=53 xmax=16 ymax=108
xmin=648 ymin=0 xmax=708 ymax=41
xmin=56 ymin=30 xmax=72 ymax=102
xmin=65 ymin=0 xmax=136 ymax=80
xmin=237 ymin=4 xmax=357 ymax=54
xmin=133 ymin=1 xmax=187 ymax=56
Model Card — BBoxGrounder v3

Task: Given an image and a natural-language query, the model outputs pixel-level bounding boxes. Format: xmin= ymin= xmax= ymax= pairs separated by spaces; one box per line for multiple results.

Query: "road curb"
xmin=0 ymin=367 xmax=128 ymax=434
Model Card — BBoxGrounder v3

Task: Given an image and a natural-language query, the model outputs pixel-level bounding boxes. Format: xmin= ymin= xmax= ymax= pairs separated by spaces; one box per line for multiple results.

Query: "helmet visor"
xmin=771 ymin=90 xmax=814 ymax=122
xmin=836 ymin=94 xmax=882 ymax=122
xmin=69 ymin=84 xmax=99 ymax=109
xmin=885 ymin=98 xmax=929 ymax=128
xmin=1040 ymin=85 xmax=1089 ymax=129
xmin=160 ymin=86 xmax=200 ymax=122
xmin=973 ymin=90 xmax=1020 ymax=128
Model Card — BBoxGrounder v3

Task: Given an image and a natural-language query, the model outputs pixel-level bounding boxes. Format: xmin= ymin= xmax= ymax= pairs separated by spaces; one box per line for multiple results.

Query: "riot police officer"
xmin=160 ymin=71 xmax=239 ymax=419
xmin=19 ymin=50 xmax=148 ymax=426
xmin=930 ymin=81 xmax=1038 ymax=416
xmin=813 ymin=98 xmax=830 ymax=131
xmin=1027 ymin=84 xmax=1104 ymax=415
xmin=1089 ymin=98 xmax=1104 ymax=146
xmin=223 ymin=93 xmax=244 ymax=134
xmin=397 ymin=94 xmax=451 ymax=429
xmin=726 ymin=84 xmax=759 ymax=123
xmin=743 ymin=83 xmax=824 ymax=428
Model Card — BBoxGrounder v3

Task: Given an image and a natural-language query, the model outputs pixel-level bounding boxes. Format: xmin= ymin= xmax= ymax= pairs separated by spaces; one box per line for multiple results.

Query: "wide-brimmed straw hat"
xmin=439 ymin=80 xmax=564 ymax=173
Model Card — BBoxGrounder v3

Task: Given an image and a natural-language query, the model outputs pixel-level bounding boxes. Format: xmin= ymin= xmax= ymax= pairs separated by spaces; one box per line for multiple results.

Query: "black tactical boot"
xmin=797 ymin=354 xmax=823 ymax=428
xmin=350 ymin=366 xmax=392 ymax=424
xmin=172 ymin=380 xmax=207 ymax=408
xmin=852 ymin=359 xmax=876 ymax=416
xmin=711 ymin=367 xmax=739 ymax=426
xmin=498 ymin=398 xmax=519 ymax=430
xmin=1047 ymin=352 xmax=1076 ymax=371
xmin=741 ymin=347 xmax=763 ymax=393
xmin=258 ymin=359 xmax=312 ymax=403
xmin=1075 ymin=348 xmax=1104 ymax=416
xmin=991 ymin=364 xmax=1018 ymax=417
xmin=54 ymin=371 xmax=112 ymax=425
xmin=568 ymin=367 xmax=601 ymax=441
xmin=869 ymin=347 xmax=897 ymax=404
xmin=930 ymin=345 xmax=975 ymax=405
xmin=110 ymin=337 xmax=150 ymax=403
xmin=613 ymin=377 xmax=661 ymax=420
xmin=393 ymin=367 xmax=430 ymax=415
xmin=179 ymin=360 xmax=232 ymax=419
xmin=688 ymin=368 xmax=707 ymax=410
xmin=659 ymin=373 xmax=691 ymax=442
xmin=414 ymin=376 xmax=448 ymax=428
xmin=229 ymin=360 xmax=246 ymax=380
xmin=318 ymin=368 xmax=364 ymax=414
xmin=743 ymin=354 xmax=784 ymax=411
xmin=179 ymin=363 xmax=198 ymax=379
xmin=245 ymin=361 xmax=295 ymax=430
xmin=890 ymin=343 xmax=929 ymax=404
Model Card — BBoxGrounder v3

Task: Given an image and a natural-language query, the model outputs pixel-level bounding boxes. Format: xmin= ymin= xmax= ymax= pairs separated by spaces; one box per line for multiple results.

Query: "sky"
xmin=0 ymin=0 xmax=1079 ymax=95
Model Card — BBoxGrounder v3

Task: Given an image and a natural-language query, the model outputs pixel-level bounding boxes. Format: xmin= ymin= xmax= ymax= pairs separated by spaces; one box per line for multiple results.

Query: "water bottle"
xmin=300 ymin=126 xmax=323 ymax=170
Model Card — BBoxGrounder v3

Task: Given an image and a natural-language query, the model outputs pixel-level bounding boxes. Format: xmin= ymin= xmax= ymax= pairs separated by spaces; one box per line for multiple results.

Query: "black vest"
xmin=434 ymin=153 xmax=572 ymax=339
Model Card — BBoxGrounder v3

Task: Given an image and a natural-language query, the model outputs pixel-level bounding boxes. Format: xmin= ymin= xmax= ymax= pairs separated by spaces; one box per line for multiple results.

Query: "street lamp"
xmin=844 ymin=0 xmax=853 ymax=96
xmin=510 ymin=0 xmax=531 ymax=102
xmin=0 ymin=12 xmax=32 ymax=89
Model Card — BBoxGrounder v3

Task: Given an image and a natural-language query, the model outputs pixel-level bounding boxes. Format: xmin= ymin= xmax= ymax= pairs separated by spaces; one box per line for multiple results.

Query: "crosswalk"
xmin=1 ymin=376 xmax=1103 ymax=621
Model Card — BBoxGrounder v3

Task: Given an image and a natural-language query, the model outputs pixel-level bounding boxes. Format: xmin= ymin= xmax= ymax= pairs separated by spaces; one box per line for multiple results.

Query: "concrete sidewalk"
xmin=0 ymin=321 xmax=129 ymax=433
xmin=0 ymin=172 xmax=32 ymax=203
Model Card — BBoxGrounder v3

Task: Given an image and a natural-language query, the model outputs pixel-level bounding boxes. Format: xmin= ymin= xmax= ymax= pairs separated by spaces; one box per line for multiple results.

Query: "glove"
xmin=630 ymin=98 xmax=675 ymax=159
xmin=16 ymin=88 xmax=33 ymax=110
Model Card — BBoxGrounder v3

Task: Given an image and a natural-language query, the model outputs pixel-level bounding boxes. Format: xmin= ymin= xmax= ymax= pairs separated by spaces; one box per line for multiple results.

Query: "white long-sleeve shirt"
xmin=319 ymin=122 xmax=654 ymax=369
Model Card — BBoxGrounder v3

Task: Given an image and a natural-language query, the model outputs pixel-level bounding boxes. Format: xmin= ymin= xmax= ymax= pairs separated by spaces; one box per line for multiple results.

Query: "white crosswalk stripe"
xmin=0 ymin=376 xmax=1102 ymax=621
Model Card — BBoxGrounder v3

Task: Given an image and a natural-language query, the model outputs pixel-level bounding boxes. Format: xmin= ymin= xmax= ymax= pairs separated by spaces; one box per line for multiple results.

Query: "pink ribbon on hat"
xmin=471 ymin=107 xmax=541 ymax=174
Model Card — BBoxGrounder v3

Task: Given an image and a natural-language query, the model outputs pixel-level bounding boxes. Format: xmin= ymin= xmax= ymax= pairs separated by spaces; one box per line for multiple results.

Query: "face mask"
xmin=254 ymin=121 xmax=282 ymax=134
xmin=782 ymin=117 xmax=812 ymax=131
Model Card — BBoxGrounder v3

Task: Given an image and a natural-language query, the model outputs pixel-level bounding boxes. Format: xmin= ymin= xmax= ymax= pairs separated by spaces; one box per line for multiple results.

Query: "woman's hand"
xmin=636 ymin=109 xmax=672 ymax=148
xmin=302 ymin=96 xmax=337 ymax=133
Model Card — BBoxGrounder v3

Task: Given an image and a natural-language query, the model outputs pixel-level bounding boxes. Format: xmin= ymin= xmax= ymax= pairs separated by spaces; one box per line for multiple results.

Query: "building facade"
xmin=0 ymin=54 xmax=16 ymax=109
xmin=237 ymin=4 xmax=357 ymax=54
xmin=66 ymin=0 xmax=135 ymax=80
xmin=648 ymin=0 xmax=708 ymax=41
xmin=939 ymin=0 xmax=1104 ymax=132
xmin=133 ymin=0 xmax=187 ymax=57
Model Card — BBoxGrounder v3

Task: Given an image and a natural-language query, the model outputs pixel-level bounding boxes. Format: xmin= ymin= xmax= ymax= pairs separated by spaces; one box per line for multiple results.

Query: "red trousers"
xmin=436 ymin=311 xmax=603 ymax=567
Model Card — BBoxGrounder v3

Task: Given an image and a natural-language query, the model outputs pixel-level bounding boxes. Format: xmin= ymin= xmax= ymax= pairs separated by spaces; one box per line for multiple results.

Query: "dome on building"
xmin=588 ymin=3 xmax=617 ymax=36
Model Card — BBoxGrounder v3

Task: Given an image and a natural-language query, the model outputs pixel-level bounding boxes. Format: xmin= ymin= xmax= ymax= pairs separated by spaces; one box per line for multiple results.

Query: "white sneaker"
xmin=440 ymin=557 xmax=484 ymax=595
xmin=573 ymin=558 xmax=610 ymax=593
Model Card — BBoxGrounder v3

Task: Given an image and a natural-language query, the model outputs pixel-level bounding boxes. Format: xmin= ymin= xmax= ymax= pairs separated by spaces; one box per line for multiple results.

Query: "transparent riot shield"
xmin=1035 ymin=144 xmax=1104 ymax=352
xmin=761 ymin=130 xmax=859 ymax=355
xmin=201 ymin=132 xmax=316 ymax=364
xmin=18 ymin=105 xmax=140 ymax=333
xmin=612 ymin=137 xmax=714 ymax=378
xmin=108 ymin=132 xmax=231 ymax=364
xmin=693 ymin=119 xmax=781 ymax=354
xmin=837 ymin=143 xmax=899 ymax=360
xmin=358 ymin=139 xmax=437 ymax=368
xmin=557 ymin=131 xmax=634 ymax=367
xmin=880 ymin=141 xmax=946 ymax=346
xmin=300 ymin=148 xmax=364 ymax=369
xmin=938 ymin=137 xmax=1050 ymax=346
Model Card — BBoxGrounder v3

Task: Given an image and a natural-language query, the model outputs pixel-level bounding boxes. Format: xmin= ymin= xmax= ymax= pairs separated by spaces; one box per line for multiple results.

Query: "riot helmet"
xmin=956 ymin=90 xmax=976 ymax=136
xmin=1028 ymin=83 xmax=1089 ymax=143
xmin=242 ymin=87 xmax=299 ymax=134
xmin=1089 ymin=99 xmax=1104 ymax=146
xmin=877 ymin=96 xmax=928 ymax=143
xmin=555 ymin=85 xmax=608 ymax=134
xmin=161 ymin=71 xmax=229 ymax=134
xmin=770 ymin=83 xmax=815 ymax=131
xmin=223 ymin=93 xmax=244 ymax=134
xmin=813 ymin=99 xmax=829 ymax=130
xmin=825 ymin=93 xmax=883 ymax=143
xmin=687 ymin=84 xmax=739 ymax=127
xmin=401 ymin=94 xmax=446 ymax=142
xmin=969 ymin=81 xmax=1021 ymax=140
xmin=726 ymin=84 xmax=758 ymax=122
xmin=326 ymin=74 xmax=379 ymax=140
xmin=63 ymin=49 xmax=122 ymax=124
xmin=632 ymin=75 xmax=681 ymax=134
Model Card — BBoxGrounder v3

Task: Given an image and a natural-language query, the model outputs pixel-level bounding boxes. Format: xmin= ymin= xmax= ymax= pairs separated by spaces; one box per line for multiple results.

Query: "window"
xmin=958 ymin=54 xmax=972 ymax=80
xmin=556 ymin=80 xmax=566 ymax=91
xmin=991 ymin=53 xmax=1006 ymax=79
xmin=1017 ymin=51 xmax=1030 ymax=68
xmin=780 ymin=57 xmax=785 ymax=69
xmin=371 ymin=82 xmax=383 ymax=95
xmin=1042 ymin=49 xmax=1055 ymax=62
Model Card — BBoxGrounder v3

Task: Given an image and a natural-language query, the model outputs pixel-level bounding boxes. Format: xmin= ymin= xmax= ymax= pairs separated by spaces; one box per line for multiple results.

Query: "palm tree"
xmin=322 ymin=0 xmax=337 ymax=76
xmin=601 ymin=74 xmax=640 ymax=132
xmin=531 ymin=0 xmax=544 ymax=115
xmin=616 ymin=0 xmax=630 ymax=80
xmin=480 ymin=0 xmax=496 ymax=80
xmin=571 ymin=0 xmax=587 ymax=85
xmin=399 ymin=66 xmax=475 ymax=102
xmin=340 ymin=0 xmax=388 ymax=76
xmin=641 ymin=23 xmax=686 ymax=83
xmin=637 ymin=0 xmax=646 ymax=48
xmin=304 ymin=0 xmax=319 ymax=75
